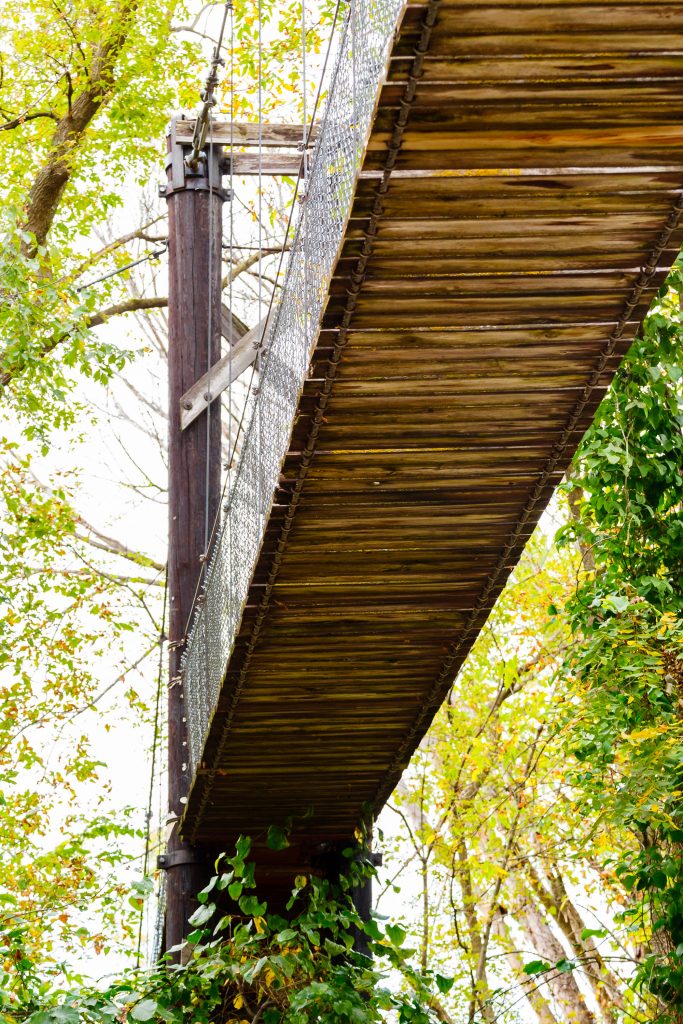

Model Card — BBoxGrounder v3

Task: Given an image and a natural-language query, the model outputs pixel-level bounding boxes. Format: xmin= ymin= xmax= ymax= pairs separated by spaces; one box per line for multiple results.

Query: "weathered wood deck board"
xmin=182 ymin=0 xmax=683 ymax=851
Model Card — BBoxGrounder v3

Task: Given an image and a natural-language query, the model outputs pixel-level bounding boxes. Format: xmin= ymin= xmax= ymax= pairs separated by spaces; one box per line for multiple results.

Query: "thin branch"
xmin=0 ymin=110 xmax=59 ymax=131
xmin=62 ymin=215 xmax=166 ymax=284
xmin=75 ymin=517 xmax=164 ymax=572
xmin=0 ymin=640 xmax=158 ymax=753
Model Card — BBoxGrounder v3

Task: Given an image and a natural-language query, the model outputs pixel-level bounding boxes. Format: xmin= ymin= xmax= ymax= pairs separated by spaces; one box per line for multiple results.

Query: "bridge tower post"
xmin=161 ymin=116 xmax=227 ymax=957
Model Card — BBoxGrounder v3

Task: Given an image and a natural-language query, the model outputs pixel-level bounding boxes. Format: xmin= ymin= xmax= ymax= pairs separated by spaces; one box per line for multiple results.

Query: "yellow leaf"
xmin=233 ymin=994 xmax=244 ymax=1010
xmin=265 ymin=968 xmax=276 ymax=986
xmin=254 ymin=916 xmax=265 ymax=934
xmin=629 ymin=726 xmax=666 ymax=743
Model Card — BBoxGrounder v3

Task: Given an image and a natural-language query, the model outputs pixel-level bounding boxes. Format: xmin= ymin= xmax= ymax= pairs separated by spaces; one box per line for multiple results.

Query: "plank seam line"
xmin=186 ymin=0 xmax=442 ymax=843
xmin=369 ymin=182 xmax=683 ymax=817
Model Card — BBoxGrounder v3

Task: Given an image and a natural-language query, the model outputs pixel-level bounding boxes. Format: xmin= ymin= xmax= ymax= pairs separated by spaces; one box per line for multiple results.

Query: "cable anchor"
xmin=185 ymin=0 xmax=233 ymax=171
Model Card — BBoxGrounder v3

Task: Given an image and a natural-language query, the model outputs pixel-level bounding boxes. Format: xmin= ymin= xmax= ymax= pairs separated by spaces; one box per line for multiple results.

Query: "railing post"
xmin=161 ymin=115 xmax=226 ymax=958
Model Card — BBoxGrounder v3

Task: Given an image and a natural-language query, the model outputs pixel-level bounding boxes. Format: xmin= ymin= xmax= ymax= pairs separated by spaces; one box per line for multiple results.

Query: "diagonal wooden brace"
xmin=179 ymin=311 xmax=272 ymax=430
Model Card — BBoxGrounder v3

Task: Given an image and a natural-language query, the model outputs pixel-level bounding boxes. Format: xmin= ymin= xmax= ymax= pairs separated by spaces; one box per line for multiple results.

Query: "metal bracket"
xmin=157 ymin=849 xmax=205 ymax=870
xmin=164 ymin=115 xmax=231 ymax=200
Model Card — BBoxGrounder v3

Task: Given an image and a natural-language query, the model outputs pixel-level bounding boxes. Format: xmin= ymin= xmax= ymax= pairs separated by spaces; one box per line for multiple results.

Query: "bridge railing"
xmin=182 ymin=0 xmax=404 ymax=772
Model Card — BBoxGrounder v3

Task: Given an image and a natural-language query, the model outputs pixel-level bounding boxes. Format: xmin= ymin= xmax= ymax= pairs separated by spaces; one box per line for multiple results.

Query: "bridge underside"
xmin=183 ymin=0 xmax=683 ymax=853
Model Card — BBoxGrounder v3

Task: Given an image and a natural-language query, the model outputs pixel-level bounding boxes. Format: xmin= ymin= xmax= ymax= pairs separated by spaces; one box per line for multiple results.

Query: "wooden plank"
xmin=380 ymin=81 xmax=683 ymax=107
xmin=345 ymin=213 xmax=667 ymax=238
xmin=388 ymin=53 xmax=683 ymax=83
xmin=373 ymin=103 xmax=683 ymax=132
xmin=174 ymin=118 xmax=317 ymax=148
xmin=231 ymin=152 xmax=302 ymax=176
xmin=366 ymin=124 xmax=683 ymax=154
xmin=394 ymin=30 xmax=683 ymax=59
xmin=350 ymin=192 xmax=680 ymax=219
xmin=354 ymin=168 xmax=683 ymax=194
xmin=336 ymin=256 xmax=675 ymax=278
xmin=359 ymin=164 xmax=683 ymax=179
xmin=340 ymin=233 xmax=681 ymax=257
xmin=401 ymin=3 xmax=683 ymax=33
xmin=321 ymin=297 xmax=642 ymax=329
xmin=221 ymin=304 xmax=250 ymax=342
xmin=328 ymin=269 xmax=666 ymax=297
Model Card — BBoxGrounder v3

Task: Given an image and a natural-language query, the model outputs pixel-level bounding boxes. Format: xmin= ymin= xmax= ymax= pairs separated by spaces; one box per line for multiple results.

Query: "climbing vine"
xmin=12 ymin=837 xmax=452 ymax=1024
xmin=560 ymin=255 xmax=683 ymax=1018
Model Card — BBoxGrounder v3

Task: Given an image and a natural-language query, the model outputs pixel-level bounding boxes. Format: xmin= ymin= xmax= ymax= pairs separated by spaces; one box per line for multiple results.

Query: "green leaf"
xmin=435 ymin=974 xmax=455 ymax=994
xmin=228 ymin=881 xmax=243 ymax=901
xmin=187 ymin=901 xmax=216 ymax=927
xmin=523 ymin=960 xmax=550 ymax=976
xmin=132 ymin=876 xmax=154 ymax=897
xmin=266 ymin=824 xmax=290 ymax=850
xmin=239 ymin=894 xmax=267 ymax=916
xmin=385 ymin=923 xmax=406 ymax=946
xmin=197 ymin=876 xmax=217 ymax=903
xmin=235 ymin=835 xmax=252 ymax=860
xmin=130 ymin=1000 xmax=158 ymax=1022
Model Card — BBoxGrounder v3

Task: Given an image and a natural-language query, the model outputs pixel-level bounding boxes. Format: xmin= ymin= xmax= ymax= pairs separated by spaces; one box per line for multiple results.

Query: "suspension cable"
xmin=257 ymin=0 xmax=263 ymax=525
xmin=205 ymin=103 xmax=216 ymax=555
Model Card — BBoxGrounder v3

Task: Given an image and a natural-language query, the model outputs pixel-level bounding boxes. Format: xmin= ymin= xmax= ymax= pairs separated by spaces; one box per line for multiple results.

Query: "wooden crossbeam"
xmin=180 ymin=312 xmax=272 ymax=431
xmin=231 ymin=153 xmax=303 ymax=176
xmin=171 ymin=119 xmax=318 ymax=176
xmin=174 ymin=119 xmax=318 ymax=148
xmin=221 ymin=304 xmax=249 ymax=341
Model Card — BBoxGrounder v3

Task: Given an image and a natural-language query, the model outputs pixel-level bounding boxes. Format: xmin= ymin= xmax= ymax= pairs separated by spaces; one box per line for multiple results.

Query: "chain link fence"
xmin=182 ymin=0 xmax=404 ymax=772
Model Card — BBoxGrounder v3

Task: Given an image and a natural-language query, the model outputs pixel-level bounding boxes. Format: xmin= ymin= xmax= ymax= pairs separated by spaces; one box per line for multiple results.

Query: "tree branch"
xmin=62 ymin=216 xmax=166 ymax=285
xmin=0 ymin=110 xmax=59 ymax=131
xmin=75 ymin=516 xmax=164 ymax=572
xmin=86 ymin=295 xmax=168 ymax=329
xmin=0 ymin=237 xmax=273 ymax=390
xmin=0 ymin=297 xmax=168 ymax=390
xmin=22 ymin=0 xmax=143 ymax=252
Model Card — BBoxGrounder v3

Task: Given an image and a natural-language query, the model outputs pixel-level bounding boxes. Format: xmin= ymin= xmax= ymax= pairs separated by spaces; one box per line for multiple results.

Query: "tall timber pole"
xmin=162 ymin=116 xmax=226 ymax=956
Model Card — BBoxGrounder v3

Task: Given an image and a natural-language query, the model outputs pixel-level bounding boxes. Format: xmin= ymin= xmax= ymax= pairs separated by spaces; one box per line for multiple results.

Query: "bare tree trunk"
xmin=513 ymin=891 xmax=596 ymax=1024
xmin=453 ymin=831 xmax=496 ymax=1024
xmin=492 ymin=908 xmax=559 ymax=1024
xmin=517 ymin=848 xmax=625 ymax=1020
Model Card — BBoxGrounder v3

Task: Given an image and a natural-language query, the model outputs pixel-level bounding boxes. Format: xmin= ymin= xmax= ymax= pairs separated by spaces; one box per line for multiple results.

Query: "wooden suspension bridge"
xmin=161 ymin=0 xmax=683 ymax=946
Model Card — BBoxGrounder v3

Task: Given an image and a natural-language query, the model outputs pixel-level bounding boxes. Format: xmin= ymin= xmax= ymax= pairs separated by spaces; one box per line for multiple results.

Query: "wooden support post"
xmin=350 ymin=848 xmax=382 ymax=958
xmin=162 ymin=116 xmax=227 ymax=957
xmin=313 ymin=842 xmax=381 ymax=957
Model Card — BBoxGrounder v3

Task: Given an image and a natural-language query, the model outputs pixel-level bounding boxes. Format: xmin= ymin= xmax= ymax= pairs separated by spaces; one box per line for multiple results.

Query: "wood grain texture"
xmin=181 ymin=0 xmax=683 ymax=863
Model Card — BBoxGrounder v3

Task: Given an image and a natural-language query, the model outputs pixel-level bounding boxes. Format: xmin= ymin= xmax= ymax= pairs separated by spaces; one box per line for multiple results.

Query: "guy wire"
xmin=257 ymin=0 xmax=263 ymax=527
xmin=136 ymin=570 xmax=168 ymax=968
xmin=205 ymin=102 xmax=215 ymax=556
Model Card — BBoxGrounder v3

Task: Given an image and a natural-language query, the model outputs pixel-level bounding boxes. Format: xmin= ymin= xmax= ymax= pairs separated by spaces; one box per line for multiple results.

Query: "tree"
xmin=0 ymin=0 xmax=339 ymax=994
xmin=559 ymin=256 xmax=683 ymax=1020
xmin=386 ymin=528 xmax=650 ymax=1023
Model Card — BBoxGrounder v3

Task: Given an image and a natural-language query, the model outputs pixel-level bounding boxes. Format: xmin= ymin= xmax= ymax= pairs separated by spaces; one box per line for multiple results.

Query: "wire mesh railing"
xmin=182 ymin=0 xmax=404 ymax=772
